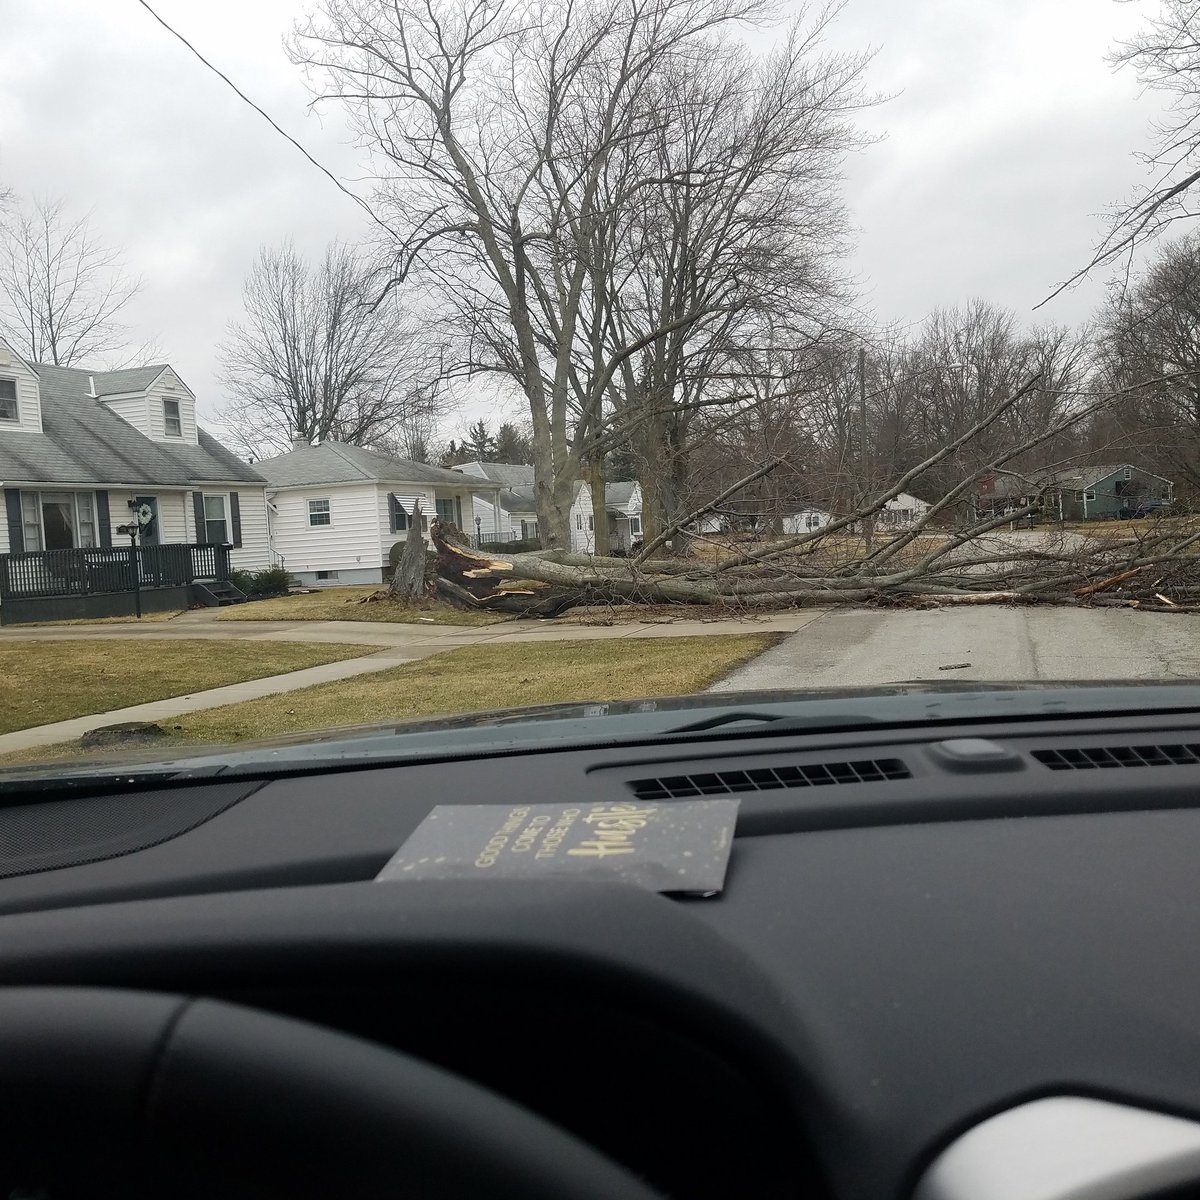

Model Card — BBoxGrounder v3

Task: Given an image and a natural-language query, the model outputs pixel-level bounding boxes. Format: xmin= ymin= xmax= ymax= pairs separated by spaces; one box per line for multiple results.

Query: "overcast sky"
xmin=0 ymin=0 xmax=1171 ymax=439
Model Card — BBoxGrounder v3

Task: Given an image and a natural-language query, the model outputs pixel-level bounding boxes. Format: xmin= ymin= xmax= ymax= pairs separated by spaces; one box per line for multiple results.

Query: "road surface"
xmin=711 ymin=606 xmax=1200 ymax=691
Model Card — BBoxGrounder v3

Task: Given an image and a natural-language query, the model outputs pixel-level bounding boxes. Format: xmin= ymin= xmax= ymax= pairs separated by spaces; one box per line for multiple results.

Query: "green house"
xmin=1043 ymin=464 xmax=1174 ymax=521
xmin=976 ymin=463 xmax=1174 ymax=521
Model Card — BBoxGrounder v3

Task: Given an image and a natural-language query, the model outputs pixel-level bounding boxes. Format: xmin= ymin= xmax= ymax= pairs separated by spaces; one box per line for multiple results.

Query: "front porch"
xmin=0 ymin=542 xmax=235 ymax=625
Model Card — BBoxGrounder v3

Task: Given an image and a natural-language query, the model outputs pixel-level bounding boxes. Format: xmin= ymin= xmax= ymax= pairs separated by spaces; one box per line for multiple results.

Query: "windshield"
xmin=1 ymin=0 xmax=1196 ymax=776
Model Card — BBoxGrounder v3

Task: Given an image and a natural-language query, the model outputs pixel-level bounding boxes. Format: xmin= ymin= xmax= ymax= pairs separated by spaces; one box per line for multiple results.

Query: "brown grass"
xmin=215 ymin=586 xmax=511 ymax=626
xmin=155 ymin=634 xmax=776 ymax=745
xmin=0 ymin=639 xmax=374 ymax=734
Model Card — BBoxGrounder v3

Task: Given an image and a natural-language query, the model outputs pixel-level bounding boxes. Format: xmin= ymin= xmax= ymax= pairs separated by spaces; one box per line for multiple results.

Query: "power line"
xmin=134 ymin=0 xmax=394 ymax=238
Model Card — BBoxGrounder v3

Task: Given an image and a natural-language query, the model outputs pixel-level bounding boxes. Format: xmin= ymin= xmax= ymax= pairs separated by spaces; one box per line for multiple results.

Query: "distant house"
xmin=977 ymin=463 xmax=1174 ymax=521
xmin=879 ymin=491 xmax=932 ymax=529
xmin=455 ymin=461 xmax=541 ymax=543
xmin=605 ymin=480 xmax=643 ymax=549
xmin=455 ymin=462 xmax=643 ymax=553
xmin=783 ymin=507 xmax=834 ymax=534
xmin=0 ymin=336 xmax=269 ymax=622
xmin=255 ymin=441 xmax=502 ymax=586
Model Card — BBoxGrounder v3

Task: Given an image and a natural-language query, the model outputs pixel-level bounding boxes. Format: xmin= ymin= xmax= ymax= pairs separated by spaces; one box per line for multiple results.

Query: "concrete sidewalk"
xmin=0 ymin=609 xmax=821 ymax=647
xmin=0 ymin=610 xmax=822 ymax=755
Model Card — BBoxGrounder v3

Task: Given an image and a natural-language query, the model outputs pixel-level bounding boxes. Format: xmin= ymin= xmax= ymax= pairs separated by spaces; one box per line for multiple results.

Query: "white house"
xmin=455 ymin=461 xmax=541 ymax=543
xmin=456 ymin=462 xmax=643 ymax=553
xmin=255 ymin=441 xmax=502 ymax=586
xmin=0 ymin=337 xmax=270 ymax=621
xmin=879 ymin=491 xmax=932 ymax=528
xmin=783 ymin=507 xmax=834 ymax=534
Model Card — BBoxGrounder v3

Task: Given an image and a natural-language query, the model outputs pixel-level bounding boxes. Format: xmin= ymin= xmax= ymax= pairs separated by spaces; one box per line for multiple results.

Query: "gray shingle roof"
xmin=91 ymin=365 xmax=171 ymax=397
xmin=456 ymin=461 xmax=535 ymax=487
xmin=987 ymin=463 xmax=1171 ymax=498
xmin=255 ymin=441 xmax=502 ymax=489
xmin=497 ymin=488 xmax=537 ymax=514
xmin=606 ymin=481 xmax=638 ymax=509
xmin=0 ymin=363 xmax=263 ymax=486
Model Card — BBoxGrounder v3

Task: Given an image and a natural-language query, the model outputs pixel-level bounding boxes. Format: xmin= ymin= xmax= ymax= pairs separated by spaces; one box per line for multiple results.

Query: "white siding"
xmin=374 ymin=485 xmax=482 ymax=559
xmin=147 ymin=375 xmax=199 ymax=445
xmin=268 ymin=483 xmax=383 ymax=576
xmin=101 ymin=370 xmax=199 ymax=445
xmin=570 ymin=483 xmax=595 ymax=554
xmin=101 ymin=394 xmax=151 ymax=436
xmin=0 ymin=508 xmax=8 ymax=555
xmin=229 ymin=486 xmax=270 ymax=571
xmin=103 ymin=490 xmax=189 ymax=545
xmin=0 ymin=345 xmax=43 ymax=434
xmin=376 ymin=484 xmax=437 ymax=564
xmin=181 ymin=485 xmax=272 ymax=571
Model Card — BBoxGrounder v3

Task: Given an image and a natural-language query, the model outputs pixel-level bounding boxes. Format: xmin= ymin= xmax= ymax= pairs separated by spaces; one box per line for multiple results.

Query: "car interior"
xmin=3 ymin=687 xmax=1200 ymax=1199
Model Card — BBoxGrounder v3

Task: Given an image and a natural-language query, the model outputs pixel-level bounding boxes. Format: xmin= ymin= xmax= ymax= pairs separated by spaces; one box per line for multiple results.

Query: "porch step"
xmin=192 ymin=580 xmax=248 ymax=608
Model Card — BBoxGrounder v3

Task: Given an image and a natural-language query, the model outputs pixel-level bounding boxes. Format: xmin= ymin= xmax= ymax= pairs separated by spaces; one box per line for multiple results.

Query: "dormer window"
xmin=0 ymin=378 xmax=18 ymax=422
xmin=163 ymin=397 xmax=182 ymax=438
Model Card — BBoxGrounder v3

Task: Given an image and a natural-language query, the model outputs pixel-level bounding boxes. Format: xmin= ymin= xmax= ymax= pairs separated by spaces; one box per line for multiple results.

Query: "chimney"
xmin=87 ymin=375 xmax=96 ymax=397
xmin=291 ymin=434 xmax=309 ymax=452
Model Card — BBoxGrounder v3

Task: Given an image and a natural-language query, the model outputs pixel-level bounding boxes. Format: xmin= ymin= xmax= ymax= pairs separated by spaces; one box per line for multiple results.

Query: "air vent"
xmin=1033 ymin=743 xmax=1200 ymax=770
xmin=629 ymin=758 xmax=911 ymax=800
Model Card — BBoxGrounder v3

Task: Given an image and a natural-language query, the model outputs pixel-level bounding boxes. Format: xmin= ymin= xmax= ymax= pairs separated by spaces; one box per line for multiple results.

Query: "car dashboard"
xmin=3 ymin=698 xmax=1200 ymax=1199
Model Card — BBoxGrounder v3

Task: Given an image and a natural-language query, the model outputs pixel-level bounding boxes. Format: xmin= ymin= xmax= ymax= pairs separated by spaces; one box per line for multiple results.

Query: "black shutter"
xmin=229 ymin=491 xmax=242 ymax=547
xmin=388 ymin=493 xmax=398 ymax=533
xmin=192 ymin=491 xmax=206 ymax=543
xmin=4 ymin=489 xmax=23 ymax=554
xmin=95 ymin=491 xmax=111 ymax=548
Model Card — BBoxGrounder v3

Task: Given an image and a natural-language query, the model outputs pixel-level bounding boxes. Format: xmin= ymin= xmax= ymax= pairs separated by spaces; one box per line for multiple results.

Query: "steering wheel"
xmin=0 ymin=987 xmax=667 ymax=1200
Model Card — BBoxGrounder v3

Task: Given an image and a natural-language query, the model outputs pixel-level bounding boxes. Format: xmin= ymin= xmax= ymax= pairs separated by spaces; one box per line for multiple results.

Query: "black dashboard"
xmin=4 ymin=697 xmax=1200 ymax=1199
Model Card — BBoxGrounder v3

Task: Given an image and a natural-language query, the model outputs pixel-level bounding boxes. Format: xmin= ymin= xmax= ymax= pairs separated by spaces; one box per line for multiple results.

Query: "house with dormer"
xmin=0 ymin=337 xmax=269 ymax=622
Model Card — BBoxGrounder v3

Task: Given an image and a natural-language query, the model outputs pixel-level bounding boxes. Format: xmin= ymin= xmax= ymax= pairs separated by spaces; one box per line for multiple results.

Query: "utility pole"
xmin=859 ymin=346 xmax=874 ymax=549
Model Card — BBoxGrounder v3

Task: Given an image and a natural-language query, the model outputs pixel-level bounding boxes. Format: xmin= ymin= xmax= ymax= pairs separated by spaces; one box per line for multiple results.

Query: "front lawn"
xmin=215 ymin=586 xmax=510 ymax=626
xmin=170 ymin=634 xmax=775 ymax=744
xmin=7 ymin=609 xmax=185 ymax=627
xmin=0 ymin=638 xmax=374 ymax=734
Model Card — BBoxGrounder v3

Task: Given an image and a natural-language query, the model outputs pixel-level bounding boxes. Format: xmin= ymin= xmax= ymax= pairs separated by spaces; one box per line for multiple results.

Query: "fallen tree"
xmin=419 ymin=371 xmax=1200 ymax=617
xmin=431 ymin=518 xmax=1200 ymax=614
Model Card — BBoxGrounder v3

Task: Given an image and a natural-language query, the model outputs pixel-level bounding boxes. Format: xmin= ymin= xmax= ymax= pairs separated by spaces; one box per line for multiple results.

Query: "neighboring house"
xmin=977 ymin=463 xmax=1174 ymax=521
xmin=879 ymin=491 xmax=932 ymax=529
xmin=0 ymin=337 xmax=269 ymax=623
xmin=455 ymin=461 xmax=541 ymax=543
xmin=455 ymin=462 xmax=643 ymax=553
xmin=604 ymin=481 xmax=643 ymax=550
xmin=255 ymin=441 xmax=502 ymax=586
xmin=783 ymin=507 xmax=834 ymax=534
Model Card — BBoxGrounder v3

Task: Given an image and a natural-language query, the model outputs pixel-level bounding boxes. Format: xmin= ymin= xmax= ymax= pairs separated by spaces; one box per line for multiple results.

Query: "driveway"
xmin=711 ymin=606 xmax=1200 ymax=691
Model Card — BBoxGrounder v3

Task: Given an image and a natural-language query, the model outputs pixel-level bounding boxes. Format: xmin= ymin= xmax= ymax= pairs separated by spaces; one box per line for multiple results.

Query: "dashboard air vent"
xmin=1033 ymin=743 xmax=1200 ymax=770
xmin=629 ymin=758 xmax=911 ymax=800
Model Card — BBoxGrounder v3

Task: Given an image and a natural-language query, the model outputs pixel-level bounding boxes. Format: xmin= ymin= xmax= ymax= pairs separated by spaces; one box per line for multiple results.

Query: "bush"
xmin=249 ymin=566 xmax=295 ymax=596
xmin=229 ymin=568 xmax=255 ymax=595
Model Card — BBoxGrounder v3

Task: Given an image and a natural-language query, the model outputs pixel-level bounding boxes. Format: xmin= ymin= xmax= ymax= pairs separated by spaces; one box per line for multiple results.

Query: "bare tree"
xmin=292 ymin=0 xmax=871 ymax=549
xmin=1043 ymin=1 xmax=1200 ymax=303
xmin=599 ymin=18 xmax=874 ymax=548
xmin=0 ymin=195 xmax=146 ymax=366
xmin=1093 ymin=232 xmax=1200 ymax=495
xmin=218 ymin=239 xmax=443 ymax=456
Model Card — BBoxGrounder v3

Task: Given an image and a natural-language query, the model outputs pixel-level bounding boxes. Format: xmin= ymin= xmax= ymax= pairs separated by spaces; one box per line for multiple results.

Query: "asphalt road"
xmin=711 ymin=606 xmax=1200 ymax=691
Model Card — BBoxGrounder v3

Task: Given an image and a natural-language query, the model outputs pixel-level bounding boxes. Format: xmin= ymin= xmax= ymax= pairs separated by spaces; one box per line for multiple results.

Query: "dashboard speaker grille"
xmin=0 ymin=781 xmax=259 ymax=879
xmin=1033 ymin=744 xmax=1200 ymax=770
xmin=629 ymin=758 xmax=911 ymax=800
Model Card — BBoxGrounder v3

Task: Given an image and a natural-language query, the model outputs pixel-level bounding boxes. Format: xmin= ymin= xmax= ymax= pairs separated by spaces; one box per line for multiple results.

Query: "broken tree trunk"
xmin=388 ymin=499 xmax=428 ymax=600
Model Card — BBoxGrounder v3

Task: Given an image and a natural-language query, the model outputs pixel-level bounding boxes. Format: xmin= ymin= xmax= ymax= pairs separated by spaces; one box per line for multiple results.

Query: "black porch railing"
xmin=0 ymin=542 xmax=231 ymax=601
